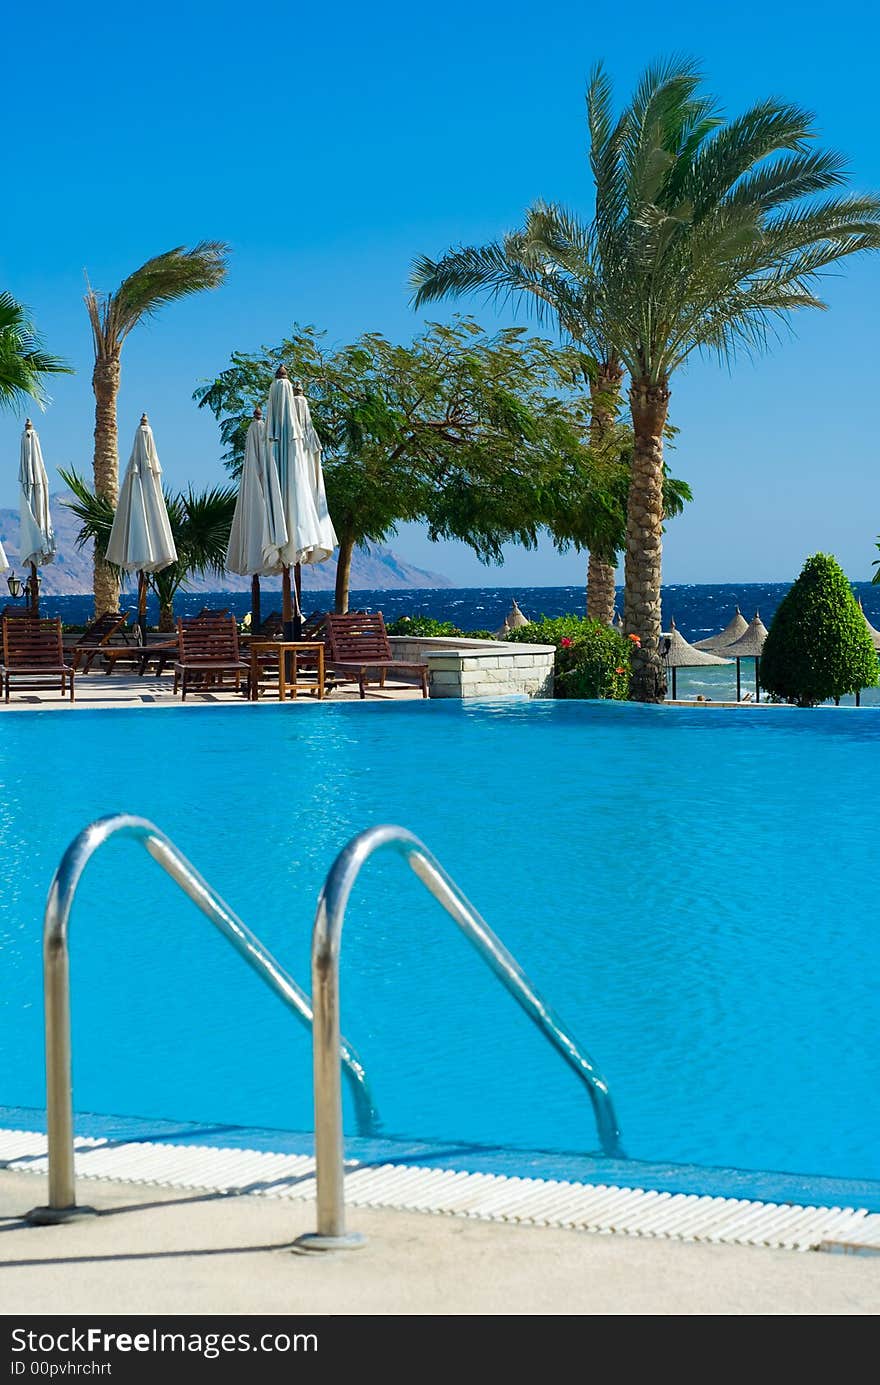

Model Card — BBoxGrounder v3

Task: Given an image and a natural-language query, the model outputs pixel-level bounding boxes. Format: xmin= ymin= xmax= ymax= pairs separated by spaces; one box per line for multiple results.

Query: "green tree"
xmin=414 ymin=60 xmax=880 ymax=700
xmin=85 ymin=242 xmax=229 ymax=616
xmin=760 ymin=553 xmax=878 ymax=706
xmin=196 ymin=318 xmax=599 ymax=613
xmin=0 ymin=292 xmax=71 ymax=410
xmin=412 ymin=219 xmax=626 ymax=622
xmin=60 ymin=470 xmax=236 ymax=630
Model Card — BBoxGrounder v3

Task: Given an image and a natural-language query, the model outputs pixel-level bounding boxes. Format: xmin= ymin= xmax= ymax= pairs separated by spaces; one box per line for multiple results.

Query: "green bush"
xmin=507 ymin=615 xmax=631 ymax=699
xmin=504 ymin=614 xmax=594 ymax=647
xmin=760 ymin=553 xmax=879 ymax=706
xmin=386 ymin=615 xmax=462 ymax=637
xmin=387 ymin=615 xmax=498 ymax=640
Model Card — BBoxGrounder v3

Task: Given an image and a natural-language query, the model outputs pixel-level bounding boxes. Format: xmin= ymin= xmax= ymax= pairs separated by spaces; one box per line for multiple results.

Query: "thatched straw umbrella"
xmin=693 ymin=606 xmax=748 ymax=654
xmin=723 ymin=611 xmax=769 ymax=702
xmin=660 ymin=618 xmax=732 ymax=699
xmin=506 ymin=599 xmax=529 ymax=628
xmin=495 ymin=599 xmax=529 ymax=638
xmin=858 ymin=598 xmax=880 ymax=653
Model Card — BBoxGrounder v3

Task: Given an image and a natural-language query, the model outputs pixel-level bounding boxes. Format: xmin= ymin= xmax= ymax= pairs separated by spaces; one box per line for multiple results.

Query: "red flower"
xmin=615 ymin=666 xmax=625 ymax=675
xmin=628 ymin=633 xmax=641 ymax=646
xmin=560 ymin=637 xmax=573 ymax=648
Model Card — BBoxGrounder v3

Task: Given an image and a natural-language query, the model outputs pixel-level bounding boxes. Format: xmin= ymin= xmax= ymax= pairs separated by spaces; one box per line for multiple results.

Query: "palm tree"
xmin=413 ymin=61 xmax=880 ymax=699
xmin=84 ymin=242 xmax=229 ymax=615
xmin=0 ymin=292 xmax=71 ymax=411
xmin=412 ymin=209 xmax=624 ymax=623
xmin=60 ymin=471 xmax=236 ymax=630
xmin=586 ymin=60 xmax=880 ymax=697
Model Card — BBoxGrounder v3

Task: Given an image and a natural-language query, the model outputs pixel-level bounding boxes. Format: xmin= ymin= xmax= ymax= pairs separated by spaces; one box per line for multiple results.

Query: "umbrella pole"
xmin=293 ymin=563 xmax=302 ymax=639
xmin=280 ymin=568 xmax=296 ymax=688
xmin=250 ymin=575 xmax=262 ymax=634
xmin=282 ymin=566 xmax=295 ymax=636
xmin=30 ymin=562 xmax=39 ymax=616
xmin=736 ymin=660 xmax=741 ymax=703
xmin=672 ymin=667 xmax=677 ymax=700
xmin=137 ymin=572 xmax=148 ymax=638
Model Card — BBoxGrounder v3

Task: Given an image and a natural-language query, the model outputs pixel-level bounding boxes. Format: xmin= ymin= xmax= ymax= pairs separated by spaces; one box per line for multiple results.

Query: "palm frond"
xmin=0 ymin=291 xmax=72 ymax=410
xmin=85 ymin=242 xmax=230 ymax=353
xmin=58 ymin=468 xmax=117 ymax=562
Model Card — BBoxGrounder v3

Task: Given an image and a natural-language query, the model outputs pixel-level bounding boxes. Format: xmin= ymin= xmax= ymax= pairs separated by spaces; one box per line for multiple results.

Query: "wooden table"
xmin=249 ymin=640 xmax=325 ymax=701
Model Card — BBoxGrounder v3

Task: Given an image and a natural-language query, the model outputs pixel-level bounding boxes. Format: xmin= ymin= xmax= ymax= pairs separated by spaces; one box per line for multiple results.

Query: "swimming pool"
xmin=0 ymin=699 xmax=877 ymax=1190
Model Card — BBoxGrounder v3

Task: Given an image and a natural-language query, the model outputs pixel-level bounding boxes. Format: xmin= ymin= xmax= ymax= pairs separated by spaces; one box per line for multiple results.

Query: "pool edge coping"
xmin=3 ymin=1126 xmax=878 ymax=1255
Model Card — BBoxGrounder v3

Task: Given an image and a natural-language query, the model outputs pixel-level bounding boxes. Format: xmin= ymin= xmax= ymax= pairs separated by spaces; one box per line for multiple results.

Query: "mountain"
xmin=0 ymin=495 xmax=454 ymax=595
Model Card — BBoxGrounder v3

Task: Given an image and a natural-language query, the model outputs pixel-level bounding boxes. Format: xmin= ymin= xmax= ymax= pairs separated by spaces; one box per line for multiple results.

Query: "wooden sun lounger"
xmin=69 ymin=610 xmax=133 ymax=671
xmin=2 ymin=615 xmax=74 ymax=703
xmin=99 ymin=641 xmax=179 ymax=676
xmin=325 ymin=612 xmax=429 ymax=699
xmin=174 ymin=615 xmax=249 ymax=700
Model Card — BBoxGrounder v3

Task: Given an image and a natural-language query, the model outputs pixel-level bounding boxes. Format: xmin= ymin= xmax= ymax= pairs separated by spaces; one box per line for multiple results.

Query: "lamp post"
xmin=8 ymin=569 xmax=42 ymax=612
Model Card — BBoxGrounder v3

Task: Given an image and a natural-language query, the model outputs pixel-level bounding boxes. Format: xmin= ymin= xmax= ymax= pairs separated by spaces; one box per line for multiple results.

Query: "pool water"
xmin=0 ymin=699 xmax=877 ymax=1185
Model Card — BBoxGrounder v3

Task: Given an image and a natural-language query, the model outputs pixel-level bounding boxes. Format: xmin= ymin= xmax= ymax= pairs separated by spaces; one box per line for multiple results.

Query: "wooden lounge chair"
xmin=3 ymin=615 xmax=74 ymax=703
xmin=99 ymin=638 xmax=179 ymax=676
xmin=174 ymin=615 xmax=249 ymax=701
xmin=69 ymin=610 xmax=133 ymax=671
xmin=325 ymin=612 xmax=428 ymax=699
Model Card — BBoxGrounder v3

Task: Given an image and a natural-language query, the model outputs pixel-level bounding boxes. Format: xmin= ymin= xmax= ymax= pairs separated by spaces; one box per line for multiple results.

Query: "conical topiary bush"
xmin=760 ymin=553 xmax=879 ymax=707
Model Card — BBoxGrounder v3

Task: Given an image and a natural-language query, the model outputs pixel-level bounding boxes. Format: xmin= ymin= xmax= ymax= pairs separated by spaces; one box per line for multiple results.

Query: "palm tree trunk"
xmin=625 ymin=377 xmax=670 ymax=702
xmin=335 ymin=537 xmax=354 ymax=614
xmin=92 ymin=352 xmax=121 ymax=616
xmin=158 ymin=604 xmax=175 ymax=633
xmin=587 ymin=551 xmax=617 ymax=623
xmin=586 ymin=361 xmax=624 ymax=623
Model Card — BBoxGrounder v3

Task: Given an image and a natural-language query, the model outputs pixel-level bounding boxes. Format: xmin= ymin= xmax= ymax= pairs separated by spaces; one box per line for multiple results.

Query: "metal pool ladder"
xmin=296 ymin=825 xmax=622 ymax=1252
xmin=27 ymin=813 xmax=378 ymax=1224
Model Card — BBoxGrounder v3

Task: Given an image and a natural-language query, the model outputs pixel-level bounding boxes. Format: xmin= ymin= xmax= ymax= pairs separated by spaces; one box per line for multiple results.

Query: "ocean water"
xmin=40 ymin=581 xmax=880 ymax=705
xmin=0 ymin=699 xmax=878 ymax=1187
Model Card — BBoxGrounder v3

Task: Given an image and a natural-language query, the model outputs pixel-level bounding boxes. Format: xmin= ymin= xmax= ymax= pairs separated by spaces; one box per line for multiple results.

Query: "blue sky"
xmin=2 ymin=0 xmax=878 ymax=585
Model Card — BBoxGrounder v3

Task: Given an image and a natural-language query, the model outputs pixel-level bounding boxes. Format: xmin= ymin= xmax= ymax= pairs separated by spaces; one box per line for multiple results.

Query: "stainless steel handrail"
xmin=29 ymin=813 xmax=378 ymax=1224
xmin=296 ymin=824 xmax=623 ymax=1251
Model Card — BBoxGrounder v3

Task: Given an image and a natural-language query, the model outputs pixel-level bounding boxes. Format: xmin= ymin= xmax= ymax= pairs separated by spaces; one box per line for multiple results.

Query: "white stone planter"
xmin=387 ymin=635 xmax=555 ymax=700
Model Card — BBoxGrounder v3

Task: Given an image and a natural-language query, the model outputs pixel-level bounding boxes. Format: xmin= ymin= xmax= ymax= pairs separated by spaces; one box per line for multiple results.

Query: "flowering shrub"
xmin=506 ymin=616 xmax=631 ymax=699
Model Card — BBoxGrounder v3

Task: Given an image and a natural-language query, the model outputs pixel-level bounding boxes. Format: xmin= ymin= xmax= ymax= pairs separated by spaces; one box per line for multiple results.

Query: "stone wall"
xmin=387 ymin=636 xmax=555 ymax=699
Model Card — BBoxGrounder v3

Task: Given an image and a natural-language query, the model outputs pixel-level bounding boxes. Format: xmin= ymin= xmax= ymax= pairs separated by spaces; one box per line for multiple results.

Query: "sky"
xmin=2 ymin=0 xmax=878 ymax=586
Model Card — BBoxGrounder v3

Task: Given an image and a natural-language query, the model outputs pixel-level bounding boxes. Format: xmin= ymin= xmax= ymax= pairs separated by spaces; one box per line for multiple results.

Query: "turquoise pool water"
xmin=0 ymin=699 xmax=877 ymax=1186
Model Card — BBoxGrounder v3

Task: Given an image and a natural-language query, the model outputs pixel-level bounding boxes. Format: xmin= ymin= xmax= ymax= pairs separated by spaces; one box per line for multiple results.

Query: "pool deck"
xmin=1 ymin=1168 xmax=877 ymax=1315
xmin=0 ymin=669 xmax=424 ymax=711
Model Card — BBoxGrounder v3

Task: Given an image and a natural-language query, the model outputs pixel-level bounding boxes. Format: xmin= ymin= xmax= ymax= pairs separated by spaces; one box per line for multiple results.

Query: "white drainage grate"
xmin=3 ymin=1126 xmax=879 ymax=1254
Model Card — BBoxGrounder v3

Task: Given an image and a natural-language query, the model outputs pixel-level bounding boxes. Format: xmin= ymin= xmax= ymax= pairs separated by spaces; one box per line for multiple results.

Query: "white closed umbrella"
xmin=225 ymin=406 xmax=288 ymax=630
xmin=106 ymin=414 xmax=177 ymax=631
xmin=19 ymin=419 xmax=55 ymax=613
xmin=293 ymin=386 xmax=337 ymax=563
xmin=0 ymin=539 xmax=8 ymax=575
xmin=265 ymin=365 xmax=331 ymax=634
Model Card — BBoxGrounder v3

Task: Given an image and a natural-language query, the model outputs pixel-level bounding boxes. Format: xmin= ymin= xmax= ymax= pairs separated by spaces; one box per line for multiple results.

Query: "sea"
xmin=35 ymin=581 xmax=880 ymax=706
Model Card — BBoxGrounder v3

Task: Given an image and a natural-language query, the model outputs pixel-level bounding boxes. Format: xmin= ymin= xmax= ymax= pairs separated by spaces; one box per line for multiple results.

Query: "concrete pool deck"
xmin=0 ymin=670 xmax=425 ymax=711
xmin=1 ymin=1169 xmax=878 ymax=1315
